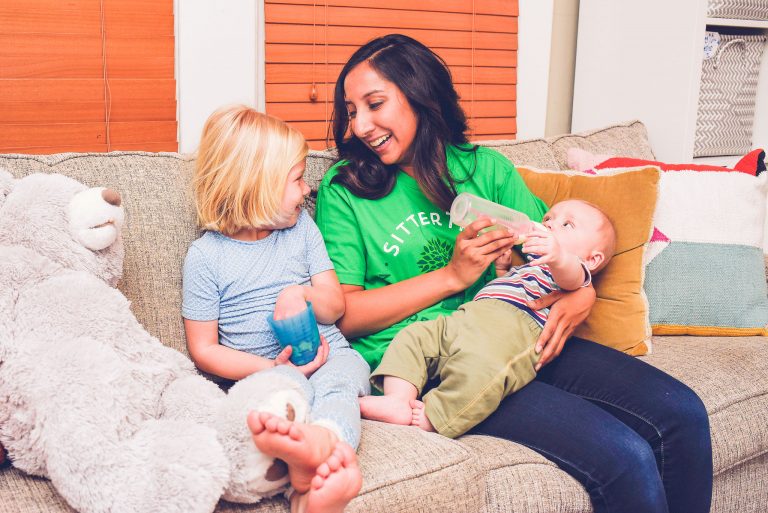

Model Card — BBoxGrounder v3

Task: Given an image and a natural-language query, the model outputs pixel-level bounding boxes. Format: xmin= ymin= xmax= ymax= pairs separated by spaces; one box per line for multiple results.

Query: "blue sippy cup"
xmin=267 ymin=302 xmax=321 ymax=365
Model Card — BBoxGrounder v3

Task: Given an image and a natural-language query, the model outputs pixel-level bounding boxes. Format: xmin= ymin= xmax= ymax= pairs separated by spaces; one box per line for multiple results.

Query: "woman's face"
xmin=343 ymin=61 xmax=419 ymax=174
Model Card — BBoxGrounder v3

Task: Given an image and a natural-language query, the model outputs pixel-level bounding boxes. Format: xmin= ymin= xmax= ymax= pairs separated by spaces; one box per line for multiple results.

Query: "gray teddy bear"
xmin=0 ymin=170 xmax=310 ymax=513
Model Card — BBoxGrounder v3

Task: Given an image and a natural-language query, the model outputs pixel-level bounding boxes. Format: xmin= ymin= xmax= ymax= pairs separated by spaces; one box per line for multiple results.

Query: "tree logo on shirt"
xmin=417 ymin=238 xmax=465 ymax=310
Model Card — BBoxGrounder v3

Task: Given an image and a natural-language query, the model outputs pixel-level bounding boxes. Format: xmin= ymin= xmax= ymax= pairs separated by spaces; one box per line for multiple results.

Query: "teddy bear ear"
xmin=0 ymin=169 xmax=14 ymax=207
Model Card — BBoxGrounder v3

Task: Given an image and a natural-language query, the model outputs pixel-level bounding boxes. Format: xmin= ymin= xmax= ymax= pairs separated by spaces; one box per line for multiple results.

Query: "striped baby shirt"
xmin=474 ymin=261 xmax=592 ymax=327
xmin=473 ymin=263 xmax=558 ymax=327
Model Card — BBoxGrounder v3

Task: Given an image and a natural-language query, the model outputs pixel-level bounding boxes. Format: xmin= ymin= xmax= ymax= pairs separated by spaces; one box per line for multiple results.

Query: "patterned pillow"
xmin=594 ymin=158 xmax=768 ymax=336
xmin=516 ymin=165 xmax=660 ymax=355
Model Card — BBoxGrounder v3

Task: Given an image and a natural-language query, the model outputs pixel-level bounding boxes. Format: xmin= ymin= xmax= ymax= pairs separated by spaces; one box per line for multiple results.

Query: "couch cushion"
xmin=475 ymin=139 xmax=561 ymax=171
xmin=0 ymin=420 xmax=485 ymax=513
xmin=344 ymin=421 xmax=485 ymax=512
xmin=640 ymin=336 xmax=768 ymax=475
xmin=0 ymin=467 xmax=75 ymax=513
xmin=305 ymin=149 xmax=338 ymax=215
xmin=546 ymin=120 xmax=656 ymax=171
xmin=459 ymin=435 xmax=592 ymax=513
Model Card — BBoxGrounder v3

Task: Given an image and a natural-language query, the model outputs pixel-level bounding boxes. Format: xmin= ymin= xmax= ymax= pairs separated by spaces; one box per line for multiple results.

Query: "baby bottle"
xmin=450 ymin=193 xmax=540 ymax=241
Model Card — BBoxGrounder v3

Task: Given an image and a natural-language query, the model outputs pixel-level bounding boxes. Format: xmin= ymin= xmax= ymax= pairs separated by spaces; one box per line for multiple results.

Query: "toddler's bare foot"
xmin=410 ymin=400 xmax=435 ymax=432
xmin=292 ymin=442 xmax=362 ymax=513
xmin=359 ymin=395 xmax=412 ymax=425
xmin=248 ymin=411 xmax=338 ymax=493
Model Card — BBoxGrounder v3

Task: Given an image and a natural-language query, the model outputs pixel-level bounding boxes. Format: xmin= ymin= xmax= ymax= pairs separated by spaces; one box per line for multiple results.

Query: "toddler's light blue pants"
xmin=273 ymin=347 xmax=370 ymax=449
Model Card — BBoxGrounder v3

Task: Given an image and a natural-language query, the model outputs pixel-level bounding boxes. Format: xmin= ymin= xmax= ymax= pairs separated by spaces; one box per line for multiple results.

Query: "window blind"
xmin=0 ymin=0 xmax=177 ymax=154
xmin=265 ymin=0 xmax=518 ymax=150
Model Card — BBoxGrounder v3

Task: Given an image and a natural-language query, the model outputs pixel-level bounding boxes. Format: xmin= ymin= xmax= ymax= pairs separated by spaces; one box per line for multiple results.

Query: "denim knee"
xmin=590 ymin=431 xmax=667 ymax=513
xmin=665 ymin=383 xmax=709 ymax=432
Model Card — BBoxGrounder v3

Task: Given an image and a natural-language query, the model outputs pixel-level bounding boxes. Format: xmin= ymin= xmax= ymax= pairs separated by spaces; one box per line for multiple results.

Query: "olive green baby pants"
xmin=371 ymin=299 xmax=542 ymax=439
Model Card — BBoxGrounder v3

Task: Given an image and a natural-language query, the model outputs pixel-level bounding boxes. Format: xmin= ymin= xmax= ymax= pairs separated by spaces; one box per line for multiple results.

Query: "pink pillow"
xmin=566 ymin=147 xmax=612 ymax=173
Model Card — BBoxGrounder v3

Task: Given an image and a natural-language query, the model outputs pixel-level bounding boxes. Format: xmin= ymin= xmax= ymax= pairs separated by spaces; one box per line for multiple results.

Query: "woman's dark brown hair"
xmin=331 ymin=34 xmax=475 ymax=211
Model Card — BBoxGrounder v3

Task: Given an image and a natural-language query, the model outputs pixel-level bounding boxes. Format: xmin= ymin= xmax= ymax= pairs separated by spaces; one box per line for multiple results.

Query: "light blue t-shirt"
xmin=182 ymin=210 xmax=348 ymax=359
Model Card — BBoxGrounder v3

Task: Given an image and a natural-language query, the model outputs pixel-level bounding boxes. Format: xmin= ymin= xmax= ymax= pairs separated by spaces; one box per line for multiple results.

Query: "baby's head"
xmin=193 ymin=104 xmax=309 ymax=235
xmin=542 ymin=199 xmax=616 ymax=273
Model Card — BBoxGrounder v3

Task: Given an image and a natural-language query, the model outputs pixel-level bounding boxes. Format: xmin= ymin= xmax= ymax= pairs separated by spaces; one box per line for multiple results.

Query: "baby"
xmin=360 ymin=199 xmax=616 ymax=438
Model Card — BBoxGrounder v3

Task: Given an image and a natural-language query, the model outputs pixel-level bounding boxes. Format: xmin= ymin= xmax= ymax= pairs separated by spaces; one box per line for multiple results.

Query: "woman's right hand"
xmin=445 ymin=217 xmax=518 ymax=289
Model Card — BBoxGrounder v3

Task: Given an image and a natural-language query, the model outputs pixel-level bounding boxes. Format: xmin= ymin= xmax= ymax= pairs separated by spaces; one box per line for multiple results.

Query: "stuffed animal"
xmin=0 ymin=170 xmax=310 ymax=513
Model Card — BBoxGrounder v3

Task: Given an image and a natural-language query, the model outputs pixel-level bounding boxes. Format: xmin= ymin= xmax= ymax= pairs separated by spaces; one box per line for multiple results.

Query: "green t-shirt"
xmin=315 ymin=144 xmax=548 ymax=370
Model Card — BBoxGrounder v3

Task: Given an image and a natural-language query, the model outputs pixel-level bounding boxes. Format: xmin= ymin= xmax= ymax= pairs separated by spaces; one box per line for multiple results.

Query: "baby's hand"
xmin=522 ymin=228 xmax=562 ymax=266
xmin=274 ymin=285 xmax=307 ymax=320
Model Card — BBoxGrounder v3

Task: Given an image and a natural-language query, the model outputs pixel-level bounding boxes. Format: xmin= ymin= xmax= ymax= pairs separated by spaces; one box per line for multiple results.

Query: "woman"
xmin=315 ymin=34 xmax=712 ymax=513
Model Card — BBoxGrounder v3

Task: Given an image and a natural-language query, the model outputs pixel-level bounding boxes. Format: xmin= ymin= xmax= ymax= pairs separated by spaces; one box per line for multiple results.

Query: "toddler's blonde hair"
xmin=193 ymin=104 xmax=308 ymax=235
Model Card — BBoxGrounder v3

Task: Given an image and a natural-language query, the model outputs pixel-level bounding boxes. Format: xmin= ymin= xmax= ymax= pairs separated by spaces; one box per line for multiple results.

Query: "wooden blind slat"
xmin=109 ymin=121 xmax=177 ymax=144
xmin=0 ymin=100 xmax=176 ymax=123
xmin=0 ymin=142 xmax=176 ymax=155
xmin=266 ymin=24 xmax=517 ymax=50
xmin=266 ymin=0 xmax=517 ymax=16
xmin=266 ymin=83 xmax=516 ymax=103
xmin=266 ymin=44 xmax=516 ymax=68
xmin=1 ymin=35 xmax=174 ymax=79
xmin=270 ymin=100 xmax=515 ymax=122
xmin=0 ymin=121 xmax=176 ymax=149
xmin=0 ymin=9 xmax=174 ymax=36
xmin=4 ymin=0 xmax=173 ymax=15
xmin=472 ymin=117 xmax=518 ymax=135
xmin=0 ymin=79 xmax=176 ymax=102
xmin=266 ymin=63 xmax=515 ymax=85
xmin=266 ymin=4 xmax=517 ymax=34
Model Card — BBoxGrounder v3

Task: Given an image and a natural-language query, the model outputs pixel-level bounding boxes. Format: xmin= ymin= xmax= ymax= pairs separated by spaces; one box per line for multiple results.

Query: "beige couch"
xmin=1 ymin=120 xmax=766 ymax=513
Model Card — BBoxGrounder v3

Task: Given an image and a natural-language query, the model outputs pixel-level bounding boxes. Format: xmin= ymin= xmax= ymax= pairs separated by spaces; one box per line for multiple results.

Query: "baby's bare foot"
xmin=247 ymin=411 xmax=338 ymax=493
xmin=359 ymin=395 xmax=413 ymax=425
xmin=410 ymin=400 xmax=435 ymax=433
xmin=292 ymin=442 xmax=362 ymax=513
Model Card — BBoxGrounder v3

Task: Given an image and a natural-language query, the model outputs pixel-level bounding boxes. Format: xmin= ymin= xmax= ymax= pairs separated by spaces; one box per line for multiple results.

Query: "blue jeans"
xmin=469 ymin=337 xmax=712 ymax=513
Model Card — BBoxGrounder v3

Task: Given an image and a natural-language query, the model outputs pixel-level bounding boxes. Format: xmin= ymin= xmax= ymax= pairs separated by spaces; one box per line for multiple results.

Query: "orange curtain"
xmin=0 ymin=0 xmax=177 ymax=154
xmin=264 ymin=0 xmax=518 ymax=150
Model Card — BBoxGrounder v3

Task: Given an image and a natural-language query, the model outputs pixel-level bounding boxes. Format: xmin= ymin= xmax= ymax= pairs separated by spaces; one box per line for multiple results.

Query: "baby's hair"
xmin=193 ymin=104 xmax=308 ymax=235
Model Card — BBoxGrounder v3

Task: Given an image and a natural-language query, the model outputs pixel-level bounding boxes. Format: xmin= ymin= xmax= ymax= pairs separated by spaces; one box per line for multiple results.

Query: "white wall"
xmin=517 ymin=0 xmax=555 ymax=140
xmin=175 ymin=1 xmax=554 ymax=149
xmin=175 ymin=0 xmax=265 ymax=153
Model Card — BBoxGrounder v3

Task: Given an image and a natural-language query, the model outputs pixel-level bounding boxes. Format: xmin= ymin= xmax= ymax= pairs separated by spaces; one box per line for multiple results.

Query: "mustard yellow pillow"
xmin=516 ymin=165 xmax=660 ymax=356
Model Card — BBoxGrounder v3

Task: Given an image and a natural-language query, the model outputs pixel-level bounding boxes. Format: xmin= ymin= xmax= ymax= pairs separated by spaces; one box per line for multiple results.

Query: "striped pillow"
xmin=603 ymin=164 xmax=768 ymax=336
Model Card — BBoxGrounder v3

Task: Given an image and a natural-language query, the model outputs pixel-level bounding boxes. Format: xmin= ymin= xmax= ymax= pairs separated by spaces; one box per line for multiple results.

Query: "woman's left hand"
xmin=526 ymin=286 xmax=596 ymax=370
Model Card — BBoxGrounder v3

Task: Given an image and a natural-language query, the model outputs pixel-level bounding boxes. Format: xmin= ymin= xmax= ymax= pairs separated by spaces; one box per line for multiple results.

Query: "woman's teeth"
xmin=372 ymin=134 xmax=391 ymax=147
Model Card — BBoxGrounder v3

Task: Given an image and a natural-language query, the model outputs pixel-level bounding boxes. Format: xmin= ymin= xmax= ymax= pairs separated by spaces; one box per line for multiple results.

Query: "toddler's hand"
xmin=274 ymin=285 xmax=307 ymax=320
xmin=273 ymin=345 xmax=294 ymax=366
xmin=522 ymin=228 xmax=562 ymax=266
xmin=294 ymin=335 xmax=330 ymax=377
xmin=271 ymin=336 xmax=329 ymax=377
